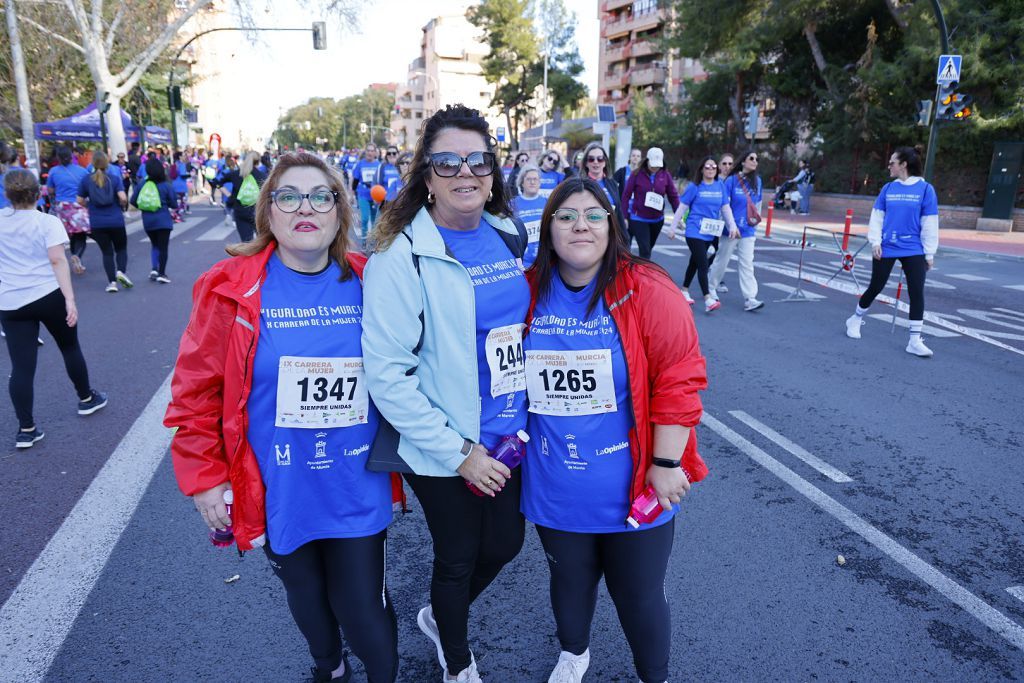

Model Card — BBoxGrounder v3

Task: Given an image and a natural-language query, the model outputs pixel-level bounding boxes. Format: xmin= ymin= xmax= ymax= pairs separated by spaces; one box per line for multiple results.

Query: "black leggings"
xmin=683 ymin=237 xmax=712 ymax=295
xmin=708 ymin=235 xmax=720 ymax=267
xmin=859 ymin=254 xmax=928 ymax=320
xmin=233 ymin=211 xmax=256 ymax=242
xmin=536 ymin=519 xmax=675 ymax=683
xmin=145 ymin=229 xmax=170 ymax=276
xmin=0 ymin=288 xmax=91 ymax=428
xmin=264 ymin=531 xmax=398 ymax=682
xmin=68 ymin=233 xmax=88 ymax=260
xmin=404 ymin=472 xmax=525 ymax=676
xmin=629 ymin=217 xmax=664 ymax=259
xmin=90 ymin=228 xmax=128 ymax=282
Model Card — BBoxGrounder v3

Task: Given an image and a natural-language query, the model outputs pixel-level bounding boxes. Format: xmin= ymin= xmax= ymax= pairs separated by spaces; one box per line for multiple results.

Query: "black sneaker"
xmin=16 ymin=428 xmax=44 ymax=449
xmin=78 ymin=390 xmax=108 ymax=416
xmin=308 ymin=651 xmax=351 ymax=683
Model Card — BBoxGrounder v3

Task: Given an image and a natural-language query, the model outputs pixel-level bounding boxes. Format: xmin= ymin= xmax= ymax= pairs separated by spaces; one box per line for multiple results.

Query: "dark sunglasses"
xmin=387 ymin=151 xmax=398 ymax=156
xmin=428 ymin=151 xmax=496 ymax=177
xmin=586 ymin=155 xmax=605 ymax=163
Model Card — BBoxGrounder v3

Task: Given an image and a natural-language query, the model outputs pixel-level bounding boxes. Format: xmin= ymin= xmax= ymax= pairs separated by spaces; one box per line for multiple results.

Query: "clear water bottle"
xmin=208 ymin=489 xmax=234 ymax=547
xmin=625 ymin=485 xmax=663 ymax=528
xmin=465 ymin=430 xmax=530 ymax=497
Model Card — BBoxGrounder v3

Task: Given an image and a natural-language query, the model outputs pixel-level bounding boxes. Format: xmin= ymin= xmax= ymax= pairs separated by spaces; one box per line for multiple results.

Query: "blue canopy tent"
xmin=34 ymin=102 xmax=172 ymax=145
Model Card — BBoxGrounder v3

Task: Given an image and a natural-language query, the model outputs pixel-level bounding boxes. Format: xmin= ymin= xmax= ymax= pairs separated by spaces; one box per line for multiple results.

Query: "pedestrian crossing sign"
xmin=936 ymin=55 xmax=962 ymax=85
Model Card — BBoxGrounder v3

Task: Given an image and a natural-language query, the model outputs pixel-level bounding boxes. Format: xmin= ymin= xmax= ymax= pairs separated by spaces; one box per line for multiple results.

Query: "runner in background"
xmin=352 ymin=144 xmax=381 ymax=238
xmin=512 ymin=163 xmax=544 ymax=267
xmin=846 ymin=146 xmax=938 ymax=357
xmin=620 ymin=148 xmax=679 ymax=259
xmin=577 ymin=142 xmax=626 ymax=244
xmin=506 ymin=150 xmax=531 ymax=198
xmin=45 ymin=146 xmax=90 ymax=276
xmin=522 ymin=177 xmax=707 ymax=683
xmin=382 ymin=151 xmax=413 ymax=207
xmin=223 ymin=151 xmax=268 ymax=242
xmin=76 ymin=152 xmax=132 ymax=293
xmin=612 ymin=148 xmax=642 ymax=206
xmin=709 ymin=150 xmax=764 ymax=312
xmin=130 ymin=158 xmax=176 ymax=284
xmin=538 ymin=151 xmax=565 ymax=198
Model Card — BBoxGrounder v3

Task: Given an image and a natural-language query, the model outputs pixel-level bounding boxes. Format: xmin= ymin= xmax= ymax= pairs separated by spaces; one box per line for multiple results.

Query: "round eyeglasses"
xmin=270 ymin=187 xmax=338 ymax=213
xmin=552 ymin=207 xmax=610 ymax=229
xmin=428 ymin=151 xmax=496 ymax=178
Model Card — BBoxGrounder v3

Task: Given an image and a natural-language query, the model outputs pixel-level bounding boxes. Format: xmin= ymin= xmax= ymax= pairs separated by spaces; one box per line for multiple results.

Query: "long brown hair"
xmin=529 ymin=176 xmax=664 ymax=316
xmin=578 ymin=141 xmax=610 ymax=180
xmin=226 ymin=152 xmax=354 ymax=280
xmin=91 ymin=151 xmax=109 ymax=189
xmin=371 ymin=104 xmax=511 ymax=252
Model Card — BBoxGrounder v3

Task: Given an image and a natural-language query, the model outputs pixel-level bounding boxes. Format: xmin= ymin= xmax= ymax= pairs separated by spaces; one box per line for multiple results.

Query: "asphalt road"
xmin=2 ymin=203 xmax=1022 ymax=682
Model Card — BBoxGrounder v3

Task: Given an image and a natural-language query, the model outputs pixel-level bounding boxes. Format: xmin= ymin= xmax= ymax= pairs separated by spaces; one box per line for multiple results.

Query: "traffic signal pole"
xmin=922 ymin=0 xmax=950 ymax=183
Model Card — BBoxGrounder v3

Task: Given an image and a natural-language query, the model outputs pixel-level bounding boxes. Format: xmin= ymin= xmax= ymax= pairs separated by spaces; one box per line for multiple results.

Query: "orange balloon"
xmin=370 ymin=184 xmax=387 ymax=203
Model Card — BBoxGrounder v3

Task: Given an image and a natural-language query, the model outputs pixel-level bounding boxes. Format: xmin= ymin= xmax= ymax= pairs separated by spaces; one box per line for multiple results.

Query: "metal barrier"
xmin=777 ymin=225 xmax=871 ymax=302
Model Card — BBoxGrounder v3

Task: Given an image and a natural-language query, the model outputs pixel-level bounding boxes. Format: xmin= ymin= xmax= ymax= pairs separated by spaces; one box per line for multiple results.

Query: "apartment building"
xmin=392 ymin=14 xmax=504 ymax=149
xmin=596 ymin=0 xmax=706 ymax=119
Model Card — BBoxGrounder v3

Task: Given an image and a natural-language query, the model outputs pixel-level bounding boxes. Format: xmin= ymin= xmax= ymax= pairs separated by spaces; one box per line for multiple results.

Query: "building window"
xmin=633 ymin=0 xmax=659 ymax=16
xmin=415 ymin=112 xmax=423 ymax=119
xmin=415 ymin=95 xmax=423 ymax=101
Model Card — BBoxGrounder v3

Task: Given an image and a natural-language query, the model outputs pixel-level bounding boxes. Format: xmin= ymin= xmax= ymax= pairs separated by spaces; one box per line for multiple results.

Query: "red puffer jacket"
xmin=164 ymin=244 xmax=404 ymax=551
xmin=527 ymin=260 xmax=708 ymax=505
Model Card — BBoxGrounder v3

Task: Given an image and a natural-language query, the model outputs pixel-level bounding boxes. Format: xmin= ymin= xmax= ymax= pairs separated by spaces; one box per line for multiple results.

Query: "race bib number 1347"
xmin=276 ymin=356 xmax=369 ymax=428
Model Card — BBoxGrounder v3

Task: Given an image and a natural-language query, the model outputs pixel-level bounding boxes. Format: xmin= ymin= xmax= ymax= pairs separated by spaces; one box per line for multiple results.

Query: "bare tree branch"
xmin=2 ymin=9 xmax=86 ymax=52
xmin=803 ymin=21 xmax=840 ymax=102
xmin=112 ymin=0 xmax=213 ymax=92
xmin=59 ymin=0 xmax=90 ymax=37
xmin=89 ymin=0 xmax=103 ymax=38
xmin=104 ymin=0 xmax=125 ymax=55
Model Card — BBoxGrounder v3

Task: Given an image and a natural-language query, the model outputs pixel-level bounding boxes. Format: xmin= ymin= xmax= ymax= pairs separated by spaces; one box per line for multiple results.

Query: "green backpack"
xmin=236 ymin=174 xmax=259 ymax=207
xmin=136 ymin=180 xmax=161 ymax=212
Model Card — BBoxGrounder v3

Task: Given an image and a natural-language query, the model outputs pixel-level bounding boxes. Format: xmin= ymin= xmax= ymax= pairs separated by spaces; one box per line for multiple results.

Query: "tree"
xmin=273 ymin=87 xmax=395 ymax=151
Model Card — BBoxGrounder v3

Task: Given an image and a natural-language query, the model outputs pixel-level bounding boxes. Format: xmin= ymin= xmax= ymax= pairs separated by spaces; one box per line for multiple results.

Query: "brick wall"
xmin=810 ymin=193 xmax=1024 ymax=232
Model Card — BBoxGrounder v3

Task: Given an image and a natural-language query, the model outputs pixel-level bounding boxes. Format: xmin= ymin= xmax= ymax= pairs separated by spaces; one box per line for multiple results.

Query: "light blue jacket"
xmin=362 ymin=206 xmax=523 ymax=476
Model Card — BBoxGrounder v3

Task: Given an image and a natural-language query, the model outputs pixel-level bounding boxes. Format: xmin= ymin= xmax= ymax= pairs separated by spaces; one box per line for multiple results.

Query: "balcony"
xmin=630 ymin=66 xmax=666 ymax=87
xmin=632 ymin=40 xmax=659 ymax=58
xmin=603 ymin=16 xmax=630 ymax=39
xmin=626 ymin=8 xmax=667 ymax=34
xmin=600 ymin=0 xmax=633 ymax=11
xmin=603 ymin=40 xmax=632 ymax=64
xmin=601 ymin=70 xmax=629 ymax=90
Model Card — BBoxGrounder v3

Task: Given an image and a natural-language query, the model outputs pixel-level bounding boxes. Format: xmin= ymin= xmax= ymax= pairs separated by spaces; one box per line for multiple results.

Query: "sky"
xmin=232 ymin=0 xmax=600 ymax=141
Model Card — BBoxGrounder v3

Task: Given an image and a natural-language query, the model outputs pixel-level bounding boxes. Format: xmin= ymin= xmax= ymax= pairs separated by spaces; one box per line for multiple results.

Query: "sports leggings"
xmin=263 ymin=531 xmax=398 ymax=682
xmin=404 ymin=472 xmax=525 ymax=676
xmin=683 ymin=237 xmax=712 ymax=295
xmin=68 ymin=233 xmax=88 ymax=260
xmin=145 ymin=229 xmax=170 ymax=276
xmin=0 ymin=288 xmax=91 ymax=428
xmin=536 ymin=519 xmax=675 ymax=683
xmin=858 ymin=254 xmax=928 ymax=320
xmin=90 ymin=228 xmax=128 ymax=283
xmin=629 ymin=217 xmax=664 ymax=260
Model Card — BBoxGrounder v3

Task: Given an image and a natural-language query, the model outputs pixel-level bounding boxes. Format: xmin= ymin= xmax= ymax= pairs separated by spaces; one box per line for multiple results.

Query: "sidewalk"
xmin=766 ymin=206 xmax=1024 ymax=259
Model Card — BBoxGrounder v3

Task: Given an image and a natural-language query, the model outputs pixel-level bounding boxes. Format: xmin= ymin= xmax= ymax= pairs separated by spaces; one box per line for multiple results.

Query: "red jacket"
xmin=164 ymin=244 xmax=404 ymax=551
xmin=527 ymin=261 xmax=708 ymax=504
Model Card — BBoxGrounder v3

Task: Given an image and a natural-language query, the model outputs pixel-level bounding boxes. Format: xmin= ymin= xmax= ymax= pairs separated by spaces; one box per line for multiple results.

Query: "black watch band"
xmin=653 ymin=457 xmax=681 ymax=468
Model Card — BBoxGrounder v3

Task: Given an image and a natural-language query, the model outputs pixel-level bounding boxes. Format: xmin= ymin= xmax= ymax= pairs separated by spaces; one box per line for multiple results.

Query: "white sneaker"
xmin=682 ymin=291 xmax=695 ymax=304
xmin=105 ymin=282 xmax=118 ymax=293
xmin=705 ymin=299 xmax=721 ymax=313
xmin=906 ymin=338 xmax=933 ymax=357
xmin=744 ymin=298 xmax=764 ymax=312
xmin=148 ymin=269 xmax=159 ymax=281
xmin=548 ymin=649 xmax=590 ymax=683
xmin=845 ymin=315 xmax=863 ymax=339
xmin=445 ymin=661 xmax=482 ymax=683
xmin=716 ymin=283 xmax=729 ymax=293
xmin=116 ymin=271 xmax=134 ymax=288
xmin=418 ymin=606 xmax=447 ymax=671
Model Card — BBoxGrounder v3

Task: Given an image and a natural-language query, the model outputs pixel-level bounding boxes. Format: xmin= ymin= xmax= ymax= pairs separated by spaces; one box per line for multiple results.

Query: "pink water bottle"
xmin=208 ymin=489 xmax=235 ymax=547
xmin=626 ymin=485 xmax=663 ymax=528
xmin=466 ymin=430 xmax=531 ymax=497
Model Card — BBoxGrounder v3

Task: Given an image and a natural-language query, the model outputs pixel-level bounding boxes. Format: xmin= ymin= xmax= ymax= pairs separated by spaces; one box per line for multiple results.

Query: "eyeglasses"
xmin=586 ymin=156 xmax=606 ymax=163
xmin=270 ymin=187 xmax=339 ymax=213
xmin=552 ymin=207 xmax=610 ymax=229
xmin=397 ymin=160 xmax=411 ymax=167
xmin=428 ymin=151 xmax=496 ymax=177
xmin=387 ymin=151 xmax=398 ymax=156
xmin=544 ymin=156 xmax=557 ymax=164
xmin=703 ymin=164 xmax=718 ymax=170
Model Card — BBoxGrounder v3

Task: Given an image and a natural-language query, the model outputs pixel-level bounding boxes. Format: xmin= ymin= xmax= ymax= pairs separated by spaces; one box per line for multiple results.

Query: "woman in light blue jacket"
xmin=362 ymin=104 xmax=528 ymax=683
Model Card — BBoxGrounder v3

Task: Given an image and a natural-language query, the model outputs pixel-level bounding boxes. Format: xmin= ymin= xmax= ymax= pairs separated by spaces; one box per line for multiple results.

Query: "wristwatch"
xmin=653 ymin=457 xmax=681 ymax=468
xmin=460 ymin=439 xmax=474 ymax=456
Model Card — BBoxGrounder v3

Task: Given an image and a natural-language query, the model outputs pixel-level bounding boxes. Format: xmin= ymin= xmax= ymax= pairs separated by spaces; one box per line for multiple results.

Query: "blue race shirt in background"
xmin=77 ymin=169 xmax=125 ymax=229
xmin=680 ymin=179 xmax=729 ymax=241
xmin=247 ymin=254 xmax=390 ymax=554
xmin=46 ymin=164 xmax=88 ymax=202
xmin=353 ymin=160 xmax=381 ymax=200
xmin=437 ymin=220 xmax=529 ymax=450
xmin=539 ymin=170 xmax=564 ymax=198
xmin=377 ymin=163 xmax=400 ymax=190
xmin=512 ymin=193 xmax=546 ymax=267
xmin=0 ymin=172 xmax=9 ymax=210
xmin=384 ymin=177 xmax=404 ymax=202
xmin=874 ymin=179 xmax=938 ymax=257
xmin=724 ymin=174 xmax=762 ymax=238
xmin=522 ymin=271 xmax=674 ymax=533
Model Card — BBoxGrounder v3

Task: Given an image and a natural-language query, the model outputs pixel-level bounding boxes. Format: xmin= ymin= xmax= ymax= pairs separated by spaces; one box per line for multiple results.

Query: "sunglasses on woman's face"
xmin=428 ymin=151 xmax=497 ymax=177
xmin=586 ymin=156 xmax=605 ymax=163
xmin=704 ymin=164 xmax=718 ymax=170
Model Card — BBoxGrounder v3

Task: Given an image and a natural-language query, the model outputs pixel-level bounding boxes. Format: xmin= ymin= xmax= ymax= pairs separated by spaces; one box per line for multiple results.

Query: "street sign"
xmin=496 ymin=126 xmax=505 ymax=142
xmin=936 ymin=54 xmax=962 ymax=85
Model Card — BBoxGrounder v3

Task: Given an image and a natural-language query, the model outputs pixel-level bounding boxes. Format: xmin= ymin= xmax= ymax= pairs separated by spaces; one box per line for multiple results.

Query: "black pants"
xmin=707 ymin=235 xmax=720 ymax=267
xmin=859 ymin=254 xmax=928 ymax=320
xmin=404 ymin=472 xmax=525 ymax=676
xmin=683 ymin=237 xmax=712 ymax=295
xmin=69 ymin=232 xmax=88 ymax=260
xmin=264 ymin=531 xmax=398 ymax=683
xmin=629 ymin=217 xmax=664 ymax=259
xmin=233 ymin=209 xmax=256 ymax=242
xmin=145 ymin=229 xmax=170 ymax=276
xmin=0 ymin=288 xmax=91 ymax=429
xmin=90 ymin=228 xmax=128 ymax=283
xmin=536 ymin=519 xmax=675 ymax=683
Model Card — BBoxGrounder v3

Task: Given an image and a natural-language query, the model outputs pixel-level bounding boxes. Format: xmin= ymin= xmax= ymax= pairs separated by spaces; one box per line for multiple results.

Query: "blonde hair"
xmin=91 ymin=151 xmax=109 ymax=189
xmin=240 ymin=151 xmax=260 ymax=178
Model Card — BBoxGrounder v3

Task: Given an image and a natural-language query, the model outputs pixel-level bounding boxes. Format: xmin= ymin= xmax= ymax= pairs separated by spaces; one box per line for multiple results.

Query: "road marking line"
xmin=197 ymin=222 xmax=238 ymax=241
xmin=1008 ymin=586 xmax=1024 ymax=604
xmin=866 ymin=314 xmax=961 ymax=338
xmin=0 ymin=372 xmax=175 ymax=681
xmin=755 ymin=262 xmax=1024 ymax=357
xmin=946 ymin=273 xmax=991 ymax=282
xmin=1003 ymin=285 xmax=1024 ymax=292
xmin=762 ymin=282 xmax=827 ymax=300
xmin=653 ymin=244 xmax=686 ymax=255
xmin=700 ymin=412 xmax=1024 ymax=653
xmin=993 ymin=307 xmax=1024 ymax=318
xmin=728 ymin=410 xmax=853 ymax=482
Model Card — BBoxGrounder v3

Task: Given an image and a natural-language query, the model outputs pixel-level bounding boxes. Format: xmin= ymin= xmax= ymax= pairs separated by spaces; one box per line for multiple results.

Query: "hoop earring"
xmin=487 ymin=191 xmax=493 ymax=202
xmin=427 ymin=191 xmax=435 ymax=204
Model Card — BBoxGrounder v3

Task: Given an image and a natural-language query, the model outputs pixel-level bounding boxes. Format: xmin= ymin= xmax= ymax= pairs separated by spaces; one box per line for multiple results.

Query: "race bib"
xmin=361 ymin=168 xmax=375 ymax=184
xmin=275 ymin=356 xmax=369 ymax=428
xmin=644 ymin=192 xmax=665 ymax=211
xmin=485 ymin=324 xmax=526 ymax=398
xmin=524 ymin=220 xmax=541 ymax=244
xmin=699 ymin=218 xmax=725 ymax=236
xmin=525 ymin=349 xmax=617 ymax=416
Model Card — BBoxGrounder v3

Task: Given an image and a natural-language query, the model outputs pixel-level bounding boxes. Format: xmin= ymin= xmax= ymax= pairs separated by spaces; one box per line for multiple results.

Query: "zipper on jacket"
xmin=605 ymin=296 xmax=641 ymax=520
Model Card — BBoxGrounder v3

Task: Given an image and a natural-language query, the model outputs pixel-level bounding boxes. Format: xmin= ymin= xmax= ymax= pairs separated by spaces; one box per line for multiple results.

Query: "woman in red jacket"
xmin=164 ymin=152 xmax=401 ymax=683
xmin=522 ymin=177 xmax=708 ymax=683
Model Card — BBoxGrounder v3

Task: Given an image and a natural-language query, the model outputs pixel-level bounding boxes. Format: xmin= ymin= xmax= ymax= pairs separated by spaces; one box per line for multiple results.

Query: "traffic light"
xmin=952 ymin=94 xmax=973 ymax=120
xmin=916 ymin=99 xmax=932 ymax=126
xmin=312 ymin=21 xmax=326 ymax=50
xmin=167 ymin=85 xmax=182 ymax=111
xmin=935 ymin=83 xmax=972 ymax=121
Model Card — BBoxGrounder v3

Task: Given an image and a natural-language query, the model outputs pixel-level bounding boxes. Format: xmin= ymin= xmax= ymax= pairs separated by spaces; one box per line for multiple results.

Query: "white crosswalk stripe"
xmin=762 ymin=282 xmax=827 ymax=300
xmin=1003 ymin=284 xmax=1024 ymax=292
xmin=946 ymin=273 xmax=991 ymax=282
xmin=196 ymin=222 xmax=238 ymax=241
xmin=865 ymin=313 xmax=961 ymax=337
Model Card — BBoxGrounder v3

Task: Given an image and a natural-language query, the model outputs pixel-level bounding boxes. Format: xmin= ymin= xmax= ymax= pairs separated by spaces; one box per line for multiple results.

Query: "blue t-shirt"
xmin=353 ymin=160 xmax=381 ymax=200
xmin=384 ymin=177 xmax=403 ymax=202
xmin=522 ymin=271 xmax=674 ymax=532
xmin=172 ymin=161 xmax=189 ymax=194
xmin=437 ymin=220 xmax=530 ymax=450
xmin=131 ymin=180 xmax=177 ymax=230
xmin=46 ymin=164 xmax=88 ymax=203
xmin=376 ymin=163 xmax=400 ymax=190
xmin=0 ymin=172 xmax=9 ymax=210
xmin=246 ymin=254 xmax=391 ymax=554
xmin=680 ymin=180 xmax=729 ymax=241
xmin=513 ymin=194 xmax=546 ymax=267
xmin=77 ymin=170 xmax=125 ymax=229
xmin=874 ymin=179 xmax=938 ymax=257
xmin=539 ymin=170 xmax=564 ymax=198
xmin=724 ymin=174 xmax=762 ymax=238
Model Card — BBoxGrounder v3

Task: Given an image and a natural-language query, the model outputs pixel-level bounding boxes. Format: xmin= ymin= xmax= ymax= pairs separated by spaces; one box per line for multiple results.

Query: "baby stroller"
xmin=773 ymin=179 xmax=797 ymax=210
